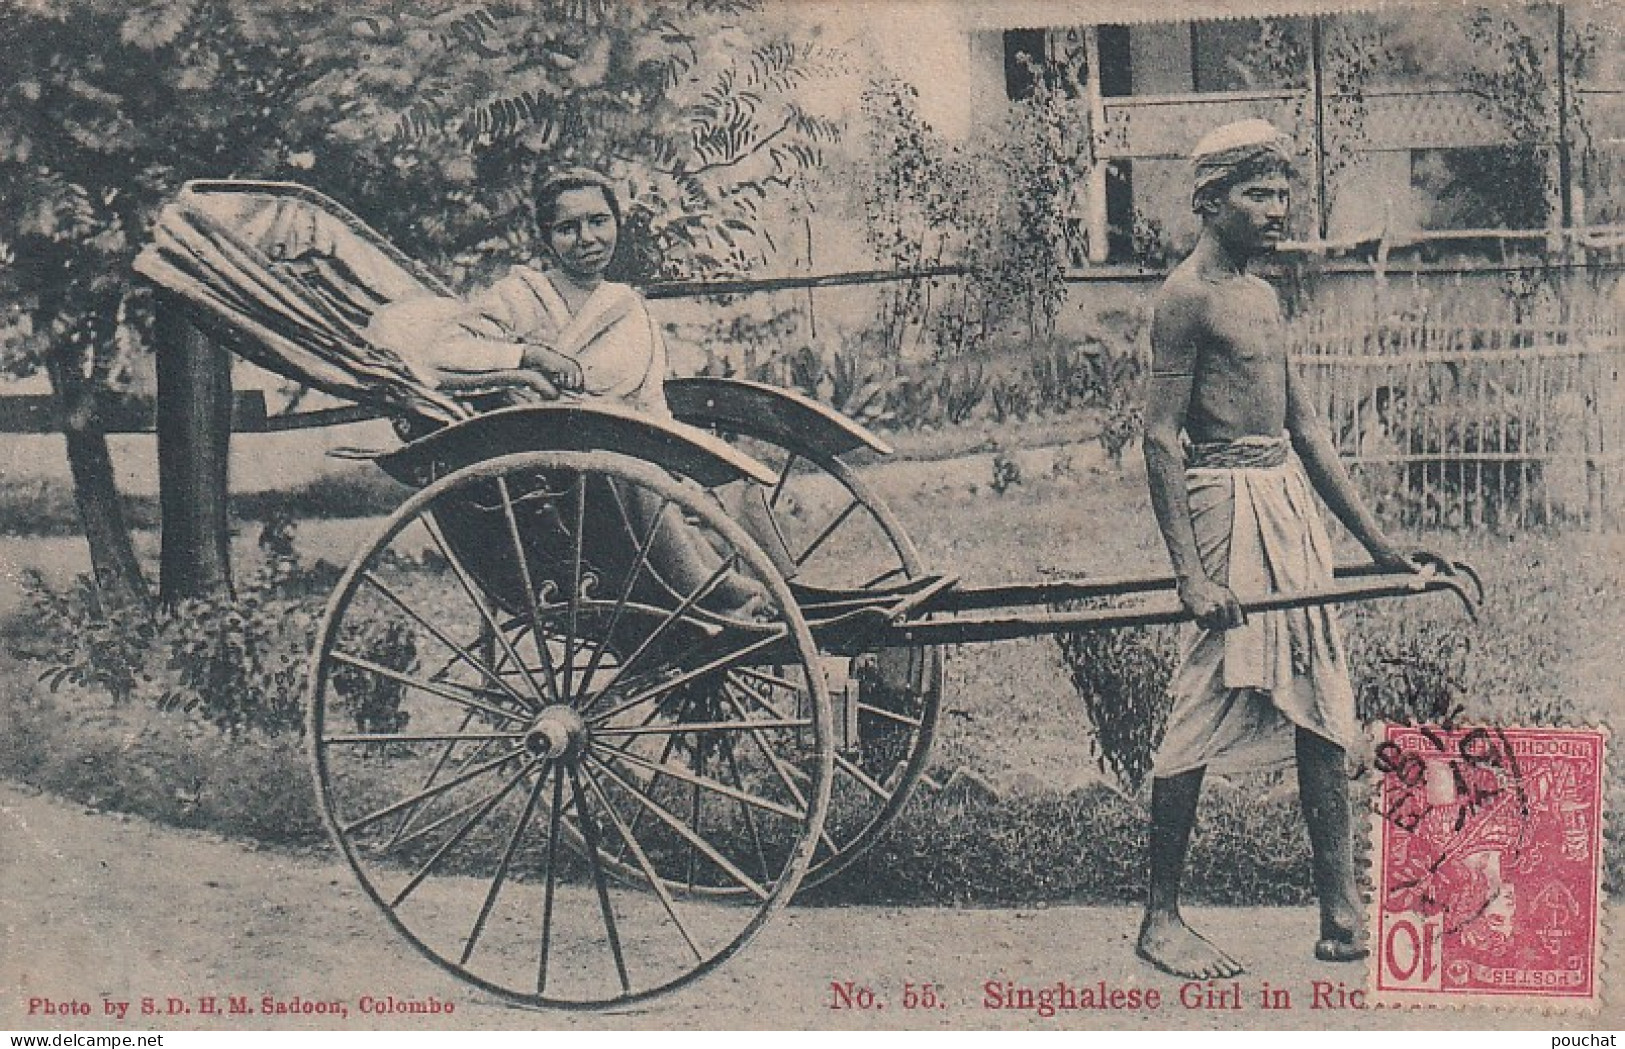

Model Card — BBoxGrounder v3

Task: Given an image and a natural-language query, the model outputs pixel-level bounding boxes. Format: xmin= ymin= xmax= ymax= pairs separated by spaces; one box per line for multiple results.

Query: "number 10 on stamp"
xmin=1372 ymin=724 xmax=1606 ymax=1007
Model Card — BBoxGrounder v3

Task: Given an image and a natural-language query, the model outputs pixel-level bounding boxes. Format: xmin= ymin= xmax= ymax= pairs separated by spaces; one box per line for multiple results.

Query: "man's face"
xmin=545 ymin=186 xmax=619 ymax=280
xmin=1210 ymin=173 xmax=1290 ymax=253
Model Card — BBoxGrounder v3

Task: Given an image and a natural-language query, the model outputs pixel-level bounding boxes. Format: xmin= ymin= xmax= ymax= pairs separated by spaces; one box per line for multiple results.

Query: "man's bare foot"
xmin=1136 ymin=912 xmax=1245 ymax=979
xmin=1314 ymin=923 xmax=1368 ymax=962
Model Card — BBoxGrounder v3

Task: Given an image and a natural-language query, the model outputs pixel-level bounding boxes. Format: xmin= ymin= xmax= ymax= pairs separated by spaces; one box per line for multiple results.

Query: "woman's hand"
xmin=520 ymin=344 xmax=585 ymax=393
xmin=438 ymin=369 xmax=561 ymax=402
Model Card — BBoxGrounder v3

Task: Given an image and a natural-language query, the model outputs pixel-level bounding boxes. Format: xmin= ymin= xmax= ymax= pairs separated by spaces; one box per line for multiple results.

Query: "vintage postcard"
xmin=0 ymin=0 xmax=1621 ymax=1034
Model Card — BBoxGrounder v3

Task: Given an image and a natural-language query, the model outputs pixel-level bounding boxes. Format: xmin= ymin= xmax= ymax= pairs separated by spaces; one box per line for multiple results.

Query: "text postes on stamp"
xmin=1372 ymin=725 xmax=1607 ymax=1008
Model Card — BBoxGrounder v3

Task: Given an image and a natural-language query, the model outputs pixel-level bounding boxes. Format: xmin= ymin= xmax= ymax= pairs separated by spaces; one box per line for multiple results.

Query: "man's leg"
xmin=1136 ymin=767 xmax=1245 ymax=978
xmin=1295 ymin=727 xmax=1367 ymax=961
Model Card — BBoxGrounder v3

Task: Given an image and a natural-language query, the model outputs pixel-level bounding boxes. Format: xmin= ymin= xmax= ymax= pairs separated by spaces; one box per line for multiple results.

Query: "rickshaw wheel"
xmin=704 ymin=434 xmax=942 ymax=891
xmin=308 ymin=450 xmax=832 ymax=1010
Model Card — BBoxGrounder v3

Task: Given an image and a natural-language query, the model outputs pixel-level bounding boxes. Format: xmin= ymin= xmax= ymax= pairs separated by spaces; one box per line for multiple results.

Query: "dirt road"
xmin=2 ymin=781 xmax=1610 ymax=1032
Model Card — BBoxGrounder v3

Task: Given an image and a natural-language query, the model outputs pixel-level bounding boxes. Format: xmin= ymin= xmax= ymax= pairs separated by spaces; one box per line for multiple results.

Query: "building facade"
xmin=951 ymin=0 xmax=1624 ymax=268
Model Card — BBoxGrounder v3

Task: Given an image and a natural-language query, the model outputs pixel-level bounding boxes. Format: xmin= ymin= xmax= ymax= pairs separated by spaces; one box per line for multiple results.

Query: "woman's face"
xmin=544 ymin=186 xmax=618 ymax=281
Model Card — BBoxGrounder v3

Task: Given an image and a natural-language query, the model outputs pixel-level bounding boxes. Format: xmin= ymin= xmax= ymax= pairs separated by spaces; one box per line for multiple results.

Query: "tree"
xmin=0 ymin=0 xmax=323 ymax=608
xmin=291 ymin=2 xmax=840 ymax=285
xmin=0 ymin=0 xmax=837 ymax=605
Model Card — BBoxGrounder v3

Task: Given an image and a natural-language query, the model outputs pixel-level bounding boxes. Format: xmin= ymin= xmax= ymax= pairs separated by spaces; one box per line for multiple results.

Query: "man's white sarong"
xmin=1153 ymin=434 xmax=1357 ymax=777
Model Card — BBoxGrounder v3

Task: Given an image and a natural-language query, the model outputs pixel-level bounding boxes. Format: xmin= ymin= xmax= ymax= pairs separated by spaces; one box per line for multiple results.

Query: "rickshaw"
xmin=135 ymin=180 xmax=1480 ymax=1010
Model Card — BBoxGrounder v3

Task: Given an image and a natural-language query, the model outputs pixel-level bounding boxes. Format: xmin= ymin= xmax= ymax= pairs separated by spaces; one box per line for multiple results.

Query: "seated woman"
xmin=367 ymin=169 xmax=772 ymax=617
xmin=368 ymin=168 xmax=665 ymax=412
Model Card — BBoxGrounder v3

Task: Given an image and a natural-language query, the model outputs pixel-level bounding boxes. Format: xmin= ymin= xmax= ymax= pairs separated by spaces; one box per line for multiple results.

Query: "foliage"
xmin=28 ymin=572 xmax=159 ymax=703
xmin=348 ymin=3 xmax=843 ymax=285
xmin=988 ymin=377 xmax=1034 ymax=425
xmin=1346 ymin=615 xmax=1471 ymax=729
xmin=0 ymin=0 xmax=314 ymax=389
xmin=1322 ymin=6 xmax=1593 ymax=233
xmin=0 ymin=0 xmax=838 ymax=355
xmin=989 ymin=451 xmax=1023 ymax=496
xmin=855 ymin=66 xmax=1086 ymax=362
xmin=0 ymin=663 xmax=325 ymax=845
xmin=1098 ymin=399 xmax=1145 ymax=469
xmin=26 ymin=516 xmax=411 ymax=738
xmin=0 ymin=0 xmax=838 ymax=603
xmin=1050 ymin=606 xmax=1178 ymax=795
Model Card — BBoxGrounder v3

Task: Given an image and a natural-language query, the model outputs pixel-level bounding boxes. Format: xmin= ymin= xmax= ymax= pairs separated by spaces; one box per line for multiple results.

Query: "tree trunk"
xmin=154 ymin=304 xmax=234 ymax=604
xmin=43 ymin=352 xmax=152 ymax=614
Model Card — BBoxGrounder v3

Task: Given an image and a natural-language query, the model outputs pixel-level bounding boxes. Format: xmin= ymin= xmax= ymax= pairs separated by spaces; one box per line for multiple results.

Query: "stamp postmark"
xmin=1371 ymin=725 xmax=1607 ymax=1008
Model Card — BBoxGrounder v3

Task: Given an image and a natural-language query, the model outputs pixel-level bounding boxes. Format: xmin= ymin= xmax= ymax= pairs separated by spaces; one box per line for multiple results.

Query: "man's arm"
xmin=1284 ymin=367 xmax=1412 ymax=571
xmin=1144 ymin=287 xmax=1245 ymax=629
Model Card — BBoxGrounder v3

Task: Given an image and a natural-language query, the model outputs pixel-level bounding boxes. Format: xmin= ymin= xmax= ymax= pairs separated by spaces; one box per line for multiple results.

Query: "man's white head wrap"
xmin=1191 ymin=118 xmax=1295 ymax=214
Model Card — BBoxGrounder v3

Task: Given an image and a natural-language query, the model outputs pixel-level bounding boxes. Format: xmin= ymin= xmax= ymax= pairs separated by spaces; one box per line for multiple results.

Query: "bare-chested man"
xmin=1137 ymin=119 xmax=1419 ymax=979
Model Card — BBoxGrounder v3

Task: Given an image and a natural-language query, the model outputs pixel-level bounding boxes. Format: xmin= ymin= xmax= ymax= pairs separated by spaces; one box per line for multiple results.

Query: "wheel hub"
xmin=523 ymin=705 xmax=588 ymax=762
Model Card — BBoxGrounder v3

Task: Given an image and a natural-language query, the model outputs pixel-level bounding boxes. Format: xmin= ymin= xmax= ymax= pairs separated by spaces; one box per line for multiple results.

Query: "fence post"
xmin=155 ymin=300 xmax=234 ymax=602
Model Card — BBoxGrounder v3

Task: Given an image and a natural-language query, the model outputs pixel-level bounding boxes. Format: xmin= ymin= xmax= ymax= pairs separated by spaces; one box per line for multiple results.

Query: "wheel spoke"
xmin=587 ymin=754 xmax=771 ymax=901
xmin=329 ymin=650 xmax=524 ymax=726
xmin=564 ymin=473 xmax=587 ymax=700
xmin=421 ymin=514 xmax=550 ymax=707
xmin=359 ymin=570 xmax=534 ymax=711
xmin=768 ymin=453 xmax=798 ymax=509
xmin=724 ymin=742 xmax=773 ymax=885
xmin=575 ymin=485 xmax=672 ymax=702
xmin=578 ymin=761 xmax=705 ymax=962
xmin=385 ymin=774 xmax=525 ymax=855
xmin=536 ymin=769 xmax=565 ymax=995
xmin=341 ymin=746 xmax=527 ymax=835
xmin=589 ymin=629 xmax=787 ymax=726
xmin=386 ymin=707 xmax=479 ymax=850
xmin=459 ymin=762 xmax=552 ymax=965
xmin=587 ymin=556 xmax=736 ymax=705
xmin=594 ymin=718 xmax=812 ymax=737
xmin=606 ymin=699 xmax=689 ymax=866
xmin=495 ymin=474 xmax=564 ymax=706
xmin=389 ymin=755 xmax=545 ymax=908
xmin=324 ymin=731 xmax=527 ymax=745
xmin=720 ymin=682 xmax=839 ymax=859
xmin=729 ymin=666 xmax=805 ymax=694
xmin=594 ymin=743 xmax=806 ymax=821
xmin=834 ymin=751 xmax=891 ymax=802
xmin=794 ymin=498 xmax=860 ymax=568
xmin=569 ymin=763 xmax=632 ymax=996
xmin=853 ymin=702 xmax=923 ymax=729
xmin=686 ymin=760 xmax=702 ymax=893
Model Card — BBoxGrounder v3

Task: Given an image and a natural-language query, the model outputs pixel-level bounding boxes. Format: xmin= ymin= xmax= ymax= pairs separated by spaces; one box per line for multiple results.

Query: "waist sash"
xmin=1187 ymin=433 xmax=1290 ymax=470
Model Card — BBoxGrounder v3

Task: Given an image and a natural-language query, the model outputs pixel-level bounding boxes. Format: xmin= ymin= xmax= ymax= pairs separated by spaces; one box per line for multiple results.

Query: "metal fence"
xmin=1291 ymin=306 xmax=1625 ymax=530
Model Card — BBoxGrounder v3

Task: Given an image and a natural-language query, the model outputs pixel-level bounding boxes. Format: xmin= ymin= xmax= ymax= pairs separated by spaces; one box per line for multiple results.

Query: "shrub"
xmin=1050 ymin=604 xmax=1178 ymax=795
xmin=1098 ymin=400 xmax=1144 ymax=468
xmin=990 ymin=452 xmax=1023 ymax=495
xmin=24 ymin=516 xmax=407 ymax=739
xmin=937 ymin=363 xmax=988 ymax=425
xmin=1344 ymin=611 xmax=1472 ymax=729
xmin=28 ymin=572 xmax=159 ymax=703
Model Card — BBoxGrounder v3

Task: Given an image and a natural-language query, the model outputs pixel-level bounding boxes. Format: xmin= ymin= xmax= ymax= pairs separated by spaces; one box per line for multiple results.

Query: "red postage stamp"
xmin=1371 ymin=725 xmax=1607 ymax=1008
